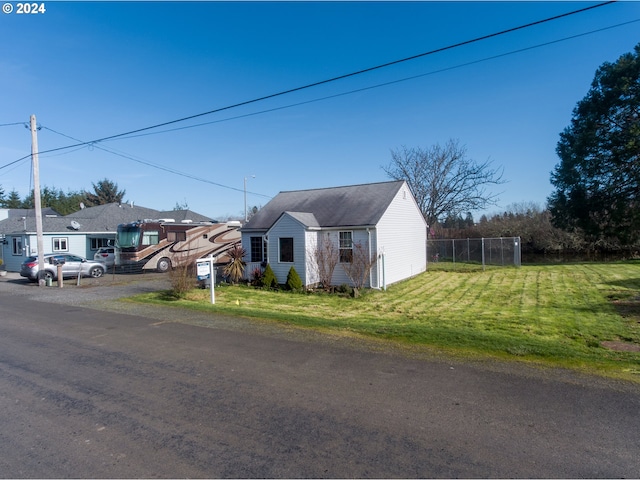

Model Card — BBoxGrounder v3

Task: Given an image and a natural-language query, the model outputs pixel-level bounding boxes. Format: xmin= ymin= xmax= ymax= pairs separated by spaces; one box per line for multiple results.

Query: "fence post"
xmin=452 ymin=239 xmax=456 ymax=269
xmin=482 ymin=238 xmax=485 ymax=271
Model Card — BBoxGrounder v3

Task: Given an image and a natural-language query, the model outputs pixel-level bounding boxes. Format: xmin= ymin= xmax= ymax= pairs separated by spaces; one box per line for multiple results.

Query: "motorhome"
xmin=116 ymin=219 xmax=241 ymax=273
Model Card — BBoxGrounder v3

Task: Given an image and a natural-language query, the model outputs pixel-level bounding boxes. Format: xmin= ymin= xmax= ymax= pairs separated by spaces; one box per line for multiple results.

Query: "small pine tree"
xmin=286 ymin=266 xmax=303 ymax=291
xmin=261 ymin=264 xmax=278 ymax=289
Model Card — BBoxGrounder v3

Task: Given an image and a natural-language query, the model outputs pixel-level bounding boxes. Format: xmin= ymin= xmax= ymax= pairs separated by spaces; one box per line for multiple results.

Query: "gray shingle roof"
xmin=0 ymin=203 xmax=215 ymax=235
xmin=243 ymin=181 xmax=405 ymax=231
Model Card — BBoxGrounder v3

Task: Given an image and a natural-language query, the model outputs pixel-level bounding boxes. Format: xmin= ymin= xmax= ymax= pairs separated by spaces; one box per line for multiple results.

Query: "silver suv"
xmin=20 ymin=254 xmax=106 ymax=282
xmin=94 ymin=247 xmax=115 ymax=268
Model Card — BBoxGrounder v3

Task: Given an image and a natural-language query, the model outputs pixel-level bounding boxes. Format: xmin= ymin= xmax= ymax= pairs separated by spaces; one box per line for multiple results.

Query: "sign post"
xmin=196 ymin=257 xmax=216 ymax=304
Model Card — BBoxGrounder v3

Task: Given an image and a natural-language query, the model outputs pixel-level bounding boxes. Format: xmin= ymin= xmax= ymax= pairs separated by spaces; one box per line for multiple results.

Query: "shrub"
xmin=223 ymin=244 xmax=246 ymax=284
xmin=250 ymin=267 xmax=264 ymax=287
xmin=261 ymin=263 xmax=278 ymax=289
xmin=336 ymin=283 xmax=354 ymax=297
xmin=286 ymin=266 xmax=303 ymax=291
xmin=168 ymin=261 xmax=197 ymax=299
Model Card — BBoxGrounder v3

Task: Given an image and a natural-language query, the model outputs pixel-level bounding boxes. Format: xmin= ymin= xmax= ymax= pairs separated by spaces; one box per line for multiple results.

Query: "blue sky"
xmin=1 ymin=1 xmax=638 ymax=220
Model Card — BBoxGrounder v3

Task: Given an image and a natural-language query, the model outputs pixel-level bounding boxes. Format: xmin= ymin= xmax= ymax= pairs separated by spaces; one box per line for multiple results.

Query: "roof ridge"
xmin=279 ymin=179 xmax=403 ymax=194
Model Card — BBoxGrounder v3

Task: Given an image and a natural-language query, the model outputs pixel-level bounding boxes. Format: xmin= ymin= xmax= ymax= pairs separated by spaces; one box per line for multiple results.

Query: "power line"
xmin=40 ymin=126 xmax=272 ymax=199
xmin=26 ymin=17 xmax=635 ymax=202
xmin=14 ymin=1 xmax=615 ymax=158
xmin=114 ymin=17 xmax=640 ymax=142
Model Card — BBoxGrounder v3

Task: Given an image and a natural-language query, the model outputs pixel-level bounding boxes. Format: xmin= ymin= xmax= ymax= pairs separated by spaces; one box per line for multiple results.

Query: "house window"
xmin=167 ymin=231 xmax=186 ymax=242
xmin=339 ymin=231 xmax=353 ymax=263
xmin=90 ymin=238 xmax=111 ymax=250
xmin=142 ymin=230 xmax=159 ymax=246
xmin=52 ymin=237 xmax=69 ymax=252
xmin=250 ymin=236 xmax=266 ymax=263
xmin=11 ymin=237 xmax=23 ymax=255
xmin=279 ymin=237 xmax=294 ymax=263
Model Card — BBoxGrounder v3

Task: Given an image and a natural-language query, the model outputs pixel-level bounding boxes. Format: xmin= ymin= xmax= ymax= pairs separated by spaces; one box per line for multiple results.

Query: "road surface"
xmin=0 ymin=277 xmax=639 ymax=477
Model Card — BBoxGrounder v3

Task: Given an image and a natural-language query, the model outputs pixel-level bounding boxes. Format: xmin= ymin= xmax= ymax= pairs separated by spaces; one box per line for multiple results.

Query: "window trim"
xmin=52 ymin=237 xmax=69 ymax=252
xmin=90 ymin=237 xmax=112 ymax=251
xmin=250 ymin=236 xmax=266 ymax=263
xmin=279 ymin=237 xmax=294 ymax=263
xmin=142 ymin=230 xmax=160 ymax=246
xmin=11 ymin=237 xmax=23 ymax=256
xmin=167 ymin=231 xmax=187 ymax=242
xmin=339 ymin=231 xmax=353 ymax=263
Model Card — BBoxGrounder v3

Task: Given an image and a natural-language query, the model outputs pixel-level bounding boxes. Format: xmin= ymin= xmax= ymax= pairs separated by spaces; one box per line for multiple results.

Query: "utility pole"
xmin=30 ymin=114 xmax=45 ymax=286
xmin=244 ymin=175 xmax=255 ymax=223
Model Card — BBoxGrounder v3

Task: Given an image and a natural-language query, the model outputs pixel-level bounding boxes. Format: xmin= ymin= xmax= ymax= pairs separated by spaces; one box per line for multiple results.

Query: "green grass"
xmin=127 ymin=261 xmax=640 ymax=381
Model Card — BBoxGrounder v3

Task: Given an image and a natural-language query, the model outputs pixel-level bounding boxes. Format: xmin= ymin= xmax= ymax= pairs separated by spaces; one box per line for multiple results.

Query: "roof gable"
xmin=244 ymin=181 xmax=406 ymax=231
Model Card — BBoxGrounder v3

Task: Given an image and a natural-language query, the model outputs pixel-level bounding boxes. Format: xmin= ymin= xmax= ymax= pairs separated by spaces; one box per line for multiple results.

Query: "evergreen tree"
xmin=549 ymin=43 xmax=640 ymax=246
xmin=84 ymin=178 xmax=126 ymax=206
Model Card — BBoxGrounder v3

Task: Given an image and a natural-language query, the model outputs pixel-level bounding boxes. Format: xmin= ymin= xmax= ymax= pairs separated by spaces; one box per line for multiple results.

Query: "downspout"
xmin=263 ymin=234 xmax=269 ymax=266
xmin=381 ymin=247 xmax=386 ymax=291
xmin=367 ymin=228 xmax=373 ymax=288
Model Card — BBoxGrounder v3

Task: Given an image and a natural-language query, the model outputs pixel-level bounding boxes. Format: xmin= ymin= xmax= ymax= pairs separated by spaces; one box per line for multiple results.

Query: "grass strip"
xmin=128 ymin=261 xmax=640 ymax=381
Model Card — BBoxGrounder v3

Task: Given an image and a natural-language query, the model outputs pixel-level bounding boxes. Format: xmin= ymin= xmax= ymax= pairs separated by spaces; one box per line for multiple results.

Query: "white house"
xmin=241 ymin=180 xmax=427 ymax=289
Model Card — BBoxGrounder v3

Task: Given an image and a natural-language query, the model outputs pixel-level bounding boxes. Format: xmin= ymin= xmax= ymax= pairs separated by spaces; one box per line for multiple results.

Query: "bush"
xmin=168 ymin=261 xmax=197 ymax=299
xmin=223 ymin=244 xmax=246 ymax=284
xmin=286 ymin=266 xmax=303 ymax=291
xmin=261 ymin=263 xmax=278 ymax=289
xmin=336 ymin=283 xmax=354 ymax=297
xmin=250 ymin=267 xmax=264 ymax=287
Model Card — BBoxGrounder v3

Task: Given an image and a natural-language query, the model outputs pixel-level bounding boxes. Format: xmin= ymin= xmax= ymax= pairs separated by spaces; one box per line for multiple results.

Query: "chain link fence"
xmin=427 ymin=237 xmax=521 ymax=269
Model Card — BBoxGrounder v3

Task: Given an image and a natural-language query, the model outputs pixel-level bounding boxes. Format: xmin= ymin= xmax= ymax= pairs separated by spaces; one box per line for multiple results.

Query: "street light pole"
xmin=244 ymin=175 xmax=255 ymax=222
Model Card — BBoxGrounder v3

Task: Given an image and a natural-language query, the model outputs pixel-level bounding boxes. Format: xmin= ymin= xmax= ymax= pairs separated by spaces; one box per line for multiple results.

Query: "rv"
xmin=115 ymin=219 xmax=241 ymax=273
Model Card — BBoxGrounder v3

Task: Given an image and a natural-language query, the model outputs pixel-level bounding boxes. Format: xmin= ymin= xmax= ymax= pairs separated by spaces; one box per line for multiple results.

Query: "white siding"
xmin=241 ymin=230 xmax=267 ymax=280
xmin=330 ymin=229 xmax=376 ymax=287
xmin=376 ymin=184 xmax=427 ymax=286
xmin=267 ymin=214 xmax=308 ymax=286
xmin=305 ymin=231 xmax=320 ymax=286
xmin=304 ymin=230 xmax=378 ymax=288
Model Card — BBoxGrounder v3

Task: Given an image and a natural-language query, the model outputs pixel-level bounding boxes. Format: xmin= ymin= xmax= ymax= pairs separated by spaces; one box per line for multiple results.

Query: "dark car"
xmin=20 ymin=254 xmax=106 ymax=282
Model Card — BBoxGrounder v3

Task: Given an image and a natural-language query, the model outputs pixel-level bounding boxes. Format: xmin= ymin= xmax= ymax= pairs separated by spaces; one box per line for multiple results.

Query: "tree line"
xmin=0 ymin=179 xmax=126 ymax=215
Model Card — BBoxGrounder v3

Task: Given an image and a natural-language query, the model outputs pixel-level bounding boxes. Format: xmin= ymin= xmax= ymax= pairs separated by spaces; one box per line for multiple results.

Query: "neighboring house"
xmin=240 ymin=180 xmax=427 ymax=289
xmin=0 ymin=203 xmax=216 ymax=272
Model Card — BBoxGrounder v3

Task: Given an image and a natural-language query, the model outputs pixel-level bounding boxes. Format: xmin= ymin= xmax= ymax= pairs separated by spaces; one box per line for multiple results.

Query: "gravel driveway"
xmin=0 ymin=270 xmax=172 ymax=305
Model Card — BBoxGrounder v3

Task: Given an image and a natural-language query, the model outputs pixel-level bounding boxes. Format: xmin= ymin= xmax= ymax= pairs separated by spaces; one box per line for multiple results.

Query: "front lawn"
xmin=127 ymin=261 xmax=640 ymax=381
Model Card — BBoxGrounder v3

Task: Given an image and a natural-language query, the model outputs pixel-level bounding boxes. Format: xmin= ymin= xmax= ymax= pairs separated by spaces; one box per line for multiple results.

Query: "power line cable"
xmin=0 ymin=7 xmax=628 ymax=177
xmin=115 ymin=17 xmax=640 ymax=142
xmin=34 ymin=18 xmax=636 ymax=203
xmin=13 ymin=1 xmax=615 ymax=157
xmin=40 ymin=126 xmax=272 ymax=199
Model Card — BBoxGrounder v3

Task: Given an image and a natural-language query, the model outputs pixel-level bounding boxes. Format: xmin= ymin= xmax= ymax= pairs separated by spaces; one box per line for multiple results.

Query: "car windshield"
xmin=117 ymin=226 xmax=141 ymax=248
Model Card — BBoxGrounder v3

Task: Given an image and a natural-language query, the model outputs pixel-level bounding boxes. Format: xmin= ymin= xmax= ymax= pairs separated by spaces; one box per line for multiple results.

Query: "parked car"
xmin=94 ymin=247 xmax=115 ymax=268
xmin=20 ymin=254 xmax=106 ymax=282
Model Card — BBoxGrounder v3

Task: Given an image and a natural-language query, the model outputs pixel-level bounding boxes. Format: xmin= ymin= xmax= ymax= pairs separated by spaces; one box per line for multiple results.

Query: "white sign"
xmin=196 ymin=261 xmax=210 ymax=280
xmin=196 ymin=257 xmax=216 ymax=304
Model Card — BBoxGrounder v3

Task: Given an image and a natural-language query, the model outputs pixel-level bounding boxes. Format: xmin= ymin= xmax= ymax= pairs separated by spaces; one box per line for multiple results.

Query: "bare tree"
xmin=341 ymin=241 xmax=377 ymax=290
xmin=383 ymin=139 xmax=504 ymax=226
xmin=308 ymin=234 xmax=340 ymax=290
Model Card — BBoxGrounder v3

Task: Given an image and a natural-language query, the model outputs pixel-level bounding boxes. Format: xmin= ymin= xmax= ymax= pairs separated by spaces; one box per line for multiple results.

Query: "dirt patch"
xmin=601 ymin=341 xmax=640 ymax=352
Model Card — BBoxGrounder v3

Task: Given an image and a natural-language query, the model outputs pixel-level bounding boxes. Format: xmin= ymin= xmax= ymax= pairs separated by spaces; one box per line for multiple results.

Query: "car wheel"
xmin=156 ymin=257 xmax=171 ymax=273
xmin=89 ymin=266 xmax=104 ymax=278
xmin=43 ymin=270 xmax=55 ymax=281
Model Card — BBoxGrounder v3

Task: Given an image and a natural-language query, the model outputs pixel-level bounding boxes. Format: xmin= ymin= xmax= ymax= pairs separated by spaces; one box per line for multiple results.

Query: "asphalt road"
xmin=1 ymin=274 xmax=639 ymax=478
